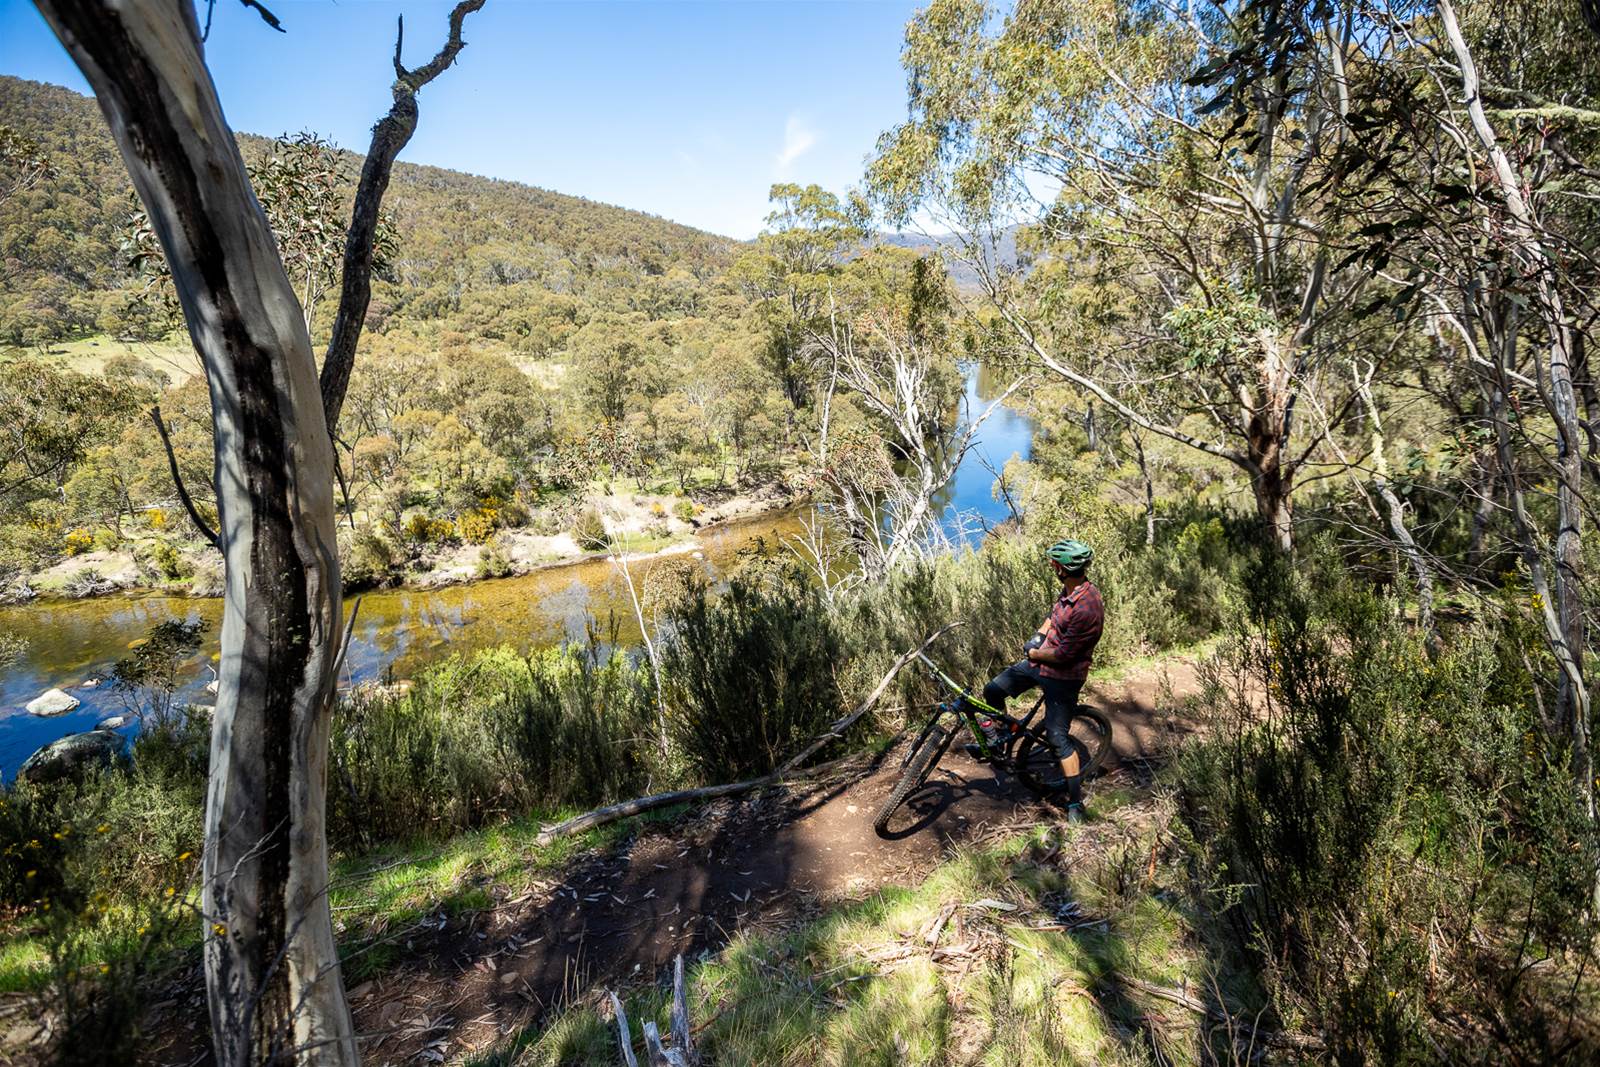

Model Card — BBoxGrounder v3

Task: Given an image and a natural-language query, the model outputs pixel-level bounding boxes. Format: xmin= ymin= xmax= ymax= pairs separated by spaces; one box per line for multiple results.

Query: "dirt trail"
xmin=152 ymin=657 xmax=1202 ymax=1065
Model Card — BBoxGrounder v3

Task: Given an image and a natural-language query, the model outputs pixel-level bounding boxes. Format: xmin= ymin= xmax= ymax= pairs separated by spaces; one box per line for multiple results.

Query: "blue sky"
xmin=0 ymin=0 xmax=923 ymax=238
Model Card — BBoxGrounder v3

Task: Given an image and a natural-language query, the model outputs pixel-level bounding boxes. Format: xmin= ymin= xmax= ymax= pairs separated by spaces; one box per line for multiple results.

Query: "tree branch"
xmin=319 ymin=0 xmax=485 ymax=434
xmin=148 ymin=405 xmax=219 ymax=550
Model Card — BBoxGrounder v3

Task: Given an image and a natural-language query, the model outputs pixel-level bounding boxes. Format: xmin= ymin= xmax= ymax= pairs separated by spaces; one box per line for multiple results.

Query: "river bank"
xmin=1 ymin=482 xmax=802 ymax=605
xmin=0 ymin=504 xmax=811 ymax=778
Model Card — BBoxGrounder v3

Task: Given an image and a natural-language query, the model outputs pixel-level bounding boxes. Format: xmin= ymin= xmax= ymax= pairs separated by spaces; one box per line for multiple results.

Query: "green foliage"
xmin=139 ymin=538 xmax=188 ymax=581
xmin=1176 ymin=552 xmax=1599 ymax=1060
xmin=475 ymin=538 xmax=512 ymax=580
xmin=571 ymin=505 xmax=610 ymax=551
xmin=329 ymin=641 xmax=655 ymax=849
xmin=342 ymin=526 xmax=397 ymax=588
xmin=661 ymin=566 xmax=845 ymax=780
xmin=1163 ymin=289 xmax=1275 ymax=371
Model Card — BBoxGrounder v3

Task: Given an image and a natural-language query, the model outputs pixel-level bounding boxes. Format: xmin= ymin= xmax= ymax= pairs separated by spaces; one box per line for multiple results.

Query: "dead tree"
xmin=609 ymin=956 xmax=699 ymax=1067
xmin=806 ymin=312 xmax=1022 ymax=580
xmin=33 ymin=1 xmax=481 ymax=1062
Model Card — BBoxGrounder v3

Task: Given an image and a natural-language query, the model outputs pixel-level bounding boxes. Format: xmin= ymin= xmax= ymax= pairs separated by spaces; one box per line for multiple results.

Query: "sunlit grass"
xmin=491 ymin=805 xmax=1242 ymax=1067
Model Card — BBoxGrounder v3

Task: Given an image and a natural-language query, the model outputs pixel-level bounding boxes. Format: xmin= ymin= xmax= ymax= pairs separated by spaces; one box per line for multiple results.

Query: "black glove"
xmin=1023 ymin=633 xmax=1044 ymax=654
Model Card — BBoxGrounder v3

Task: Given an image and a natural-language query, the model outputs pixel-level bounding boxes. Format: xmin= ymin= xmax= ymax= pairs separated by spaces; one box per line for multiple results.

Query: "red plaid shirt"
xmin=1039 ymin=579 xmax=1103 ymax=681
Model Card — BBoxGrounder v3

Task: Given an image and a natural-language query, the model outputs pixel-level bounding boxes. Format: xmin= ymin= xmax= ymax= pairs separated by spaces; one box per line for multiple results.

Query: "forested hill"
xmin=0 ymin=75 xmax=741 ymax=351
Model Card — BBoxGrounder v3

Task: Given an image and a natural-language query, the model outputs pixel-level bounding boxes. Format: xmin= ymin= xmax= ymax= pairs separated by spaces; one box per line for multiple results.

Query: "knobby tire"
xmin=873 ymin=723 xmax=954 ymax=837
xmin=1012 ymin=706 xmax=1114 ymax=798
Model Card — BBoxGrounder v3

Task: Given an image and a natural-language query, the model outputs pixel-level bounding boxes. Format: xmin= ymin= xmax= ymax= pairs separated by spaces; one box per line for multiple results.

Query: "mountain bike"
xmin=873 ymin=650 xmax=1113 ymax=837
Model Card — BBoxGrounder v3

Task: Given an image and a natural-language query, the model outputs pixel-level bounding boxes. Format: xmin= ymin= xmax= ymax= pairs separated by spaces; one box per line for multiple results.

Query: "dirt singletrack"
xmin=146 ymin=656 xmax=1202 ymax=1065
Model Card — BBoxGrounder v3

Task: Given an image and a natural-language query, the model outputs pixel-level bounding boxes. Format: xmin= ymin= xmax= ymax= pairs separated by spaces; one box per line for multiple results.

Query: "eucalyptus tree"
xmin=731 ymin=183 xmax=868 ymax=408
xmin=1327 ymin=0 xmax=1600 ymax=901
xmin=869 ymin=0 xmax=1399 ymax=551
xmin=30 ymin=1 xmax=483 ymax=1063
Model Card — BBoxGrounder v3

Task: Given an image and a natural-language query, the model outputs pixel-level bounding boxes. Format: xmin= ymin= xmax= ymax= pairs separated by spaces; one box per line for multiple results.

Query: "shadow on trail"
xmin=334 ymin=665 xmax=1204 ymax=1064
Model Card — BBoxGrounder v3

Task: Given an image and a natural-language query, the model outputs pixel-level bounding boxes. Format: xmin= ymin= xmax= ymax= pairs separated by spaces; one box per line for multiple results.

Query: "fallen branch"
xmin=536 ymin=624 xmax=959 ymax=845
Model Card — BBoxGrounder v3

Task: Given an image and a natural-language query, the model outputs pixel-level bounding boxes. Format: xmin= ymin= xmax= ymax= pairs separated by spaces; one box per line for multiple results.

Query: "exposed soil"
xmin=134 ymin=657 xmax=1201 ymax=1065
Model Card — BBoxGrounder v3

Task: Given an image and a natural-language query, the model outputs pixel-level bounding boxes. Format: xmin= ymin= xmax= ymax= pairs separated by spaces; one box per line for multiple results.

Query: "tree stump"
xmin=609 ymin=955 xmax=698 ymax=1067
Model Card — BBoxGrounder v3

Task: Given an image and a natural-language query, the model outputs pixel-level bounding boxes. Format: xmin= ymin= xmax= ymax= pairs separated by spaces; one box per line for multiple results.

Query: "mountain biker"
xmin=969 ymin=539 xmax=1103 ymax=823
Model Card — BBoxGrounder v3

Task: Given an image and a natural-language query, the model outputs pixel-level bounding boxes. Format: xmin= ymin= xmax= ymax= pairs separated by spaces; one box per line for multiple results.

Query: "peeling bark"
xmin=34 ymin=1 xmax=352 ymax=1062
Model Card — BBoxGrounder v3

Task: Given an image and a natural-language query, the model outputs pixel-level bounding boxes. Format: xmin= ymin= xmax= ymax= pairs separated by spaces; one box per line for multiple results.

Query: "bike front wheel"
xmin=873 ymin=722 xmax=955 ymax=837
xmin=1012 ymin=706 xmax=1114 ymax=798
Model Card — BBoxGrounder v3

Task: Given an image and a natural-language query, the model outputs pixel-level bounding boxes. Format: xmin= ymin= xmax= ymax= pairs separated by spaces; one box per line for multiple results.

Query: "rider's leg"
xmin=963 ymin=662 xmax=1039 ymax=758
xmin=980 ymin=660 xmax=1039 ymax=713
xmin=1042 ymin=679 xmax=1085 ymax=806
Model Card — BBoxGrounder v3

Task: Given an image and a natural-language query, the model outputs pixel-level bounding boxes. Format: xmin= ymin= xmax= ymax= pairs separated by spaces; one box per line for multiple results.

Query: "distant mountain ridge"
xmin=874 ymin=227 xmax=1021 ymax=292
xmin=0 ymin=76 xmax=742 ymax=351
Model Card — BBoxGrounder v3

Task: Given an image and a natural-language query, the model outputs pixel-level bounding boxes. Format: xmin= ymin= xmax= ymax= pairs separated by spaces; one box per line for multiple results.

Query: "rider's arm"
xmin=1027 ymin=644 xmax=1066 ymax=667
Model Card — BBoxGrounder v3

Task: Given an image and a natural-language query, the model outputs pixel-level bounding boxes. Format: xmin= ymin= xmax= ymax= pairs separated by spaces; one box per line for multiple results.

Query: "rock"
xmin=18 ymin=730 xmax=121 ymax=784
xmin=26 ymin=688 xmax=80 ymax=716
xmin=204 ymin=679 xmax=219 ymax=695
xmin=95 ymin=714 xmax=132 ymax=731
xmin=78 ymin=677 xmax=102 ymax=690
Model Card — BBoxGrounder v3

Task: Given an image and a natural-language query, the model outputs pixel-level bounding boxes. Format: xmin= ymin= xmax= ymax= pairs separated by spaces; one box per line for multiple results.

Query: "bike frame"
xmin=907 ymin=651 xmax=1049 ymax=766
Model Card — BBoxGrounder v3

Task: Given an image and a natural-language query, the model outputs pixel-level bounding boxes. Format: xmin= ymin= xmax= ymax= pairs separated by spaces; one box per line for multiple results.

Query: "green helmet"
xmin=1046 ymin=539 xmax=1093 ymax=573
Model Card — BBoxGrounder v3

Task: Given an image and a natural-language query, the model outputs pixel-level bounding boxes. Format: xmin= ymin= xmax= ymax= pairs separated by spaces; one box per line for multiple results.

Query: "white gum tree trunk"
xmin=33 ymin=2 xmax=354 ymax=1062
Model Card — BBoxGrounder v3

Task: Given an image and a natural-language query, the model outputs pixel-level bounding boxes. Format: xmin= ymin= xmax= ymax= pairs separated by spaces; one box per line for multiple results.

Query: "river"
xmin=0 ymin=364 xmax=1033 ymax=778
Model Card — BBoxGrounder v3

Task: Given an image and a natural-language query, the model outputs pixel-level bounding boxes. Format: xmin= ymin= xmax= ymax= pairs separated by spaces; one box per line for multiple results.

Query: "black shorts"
xmin=980 ymin=660 xmax=1083 ymax=763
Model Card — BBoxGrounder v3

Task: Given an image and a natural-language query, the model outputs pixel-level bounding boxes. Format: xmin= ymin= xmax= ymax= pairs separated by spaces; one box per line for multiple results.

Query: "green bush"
xmin=662 ymin=566 xmax=844 ymax=781
xmin=475 ymin=540 xmax=513 ymax=579
xmin=328 ymin=640 xmax=656 ymax=849
xmin=140 ymin=538 xmax=189 ymax=581
xmin=672 ymin=499 xmax=697 ymax=523
xmin=343 ymin=526 xmax=396 ymax=588
xmin=571 ymin=504 xmax=610 ymax=551
xmin=1175 ymin=552 xmax=1599 ymax=1061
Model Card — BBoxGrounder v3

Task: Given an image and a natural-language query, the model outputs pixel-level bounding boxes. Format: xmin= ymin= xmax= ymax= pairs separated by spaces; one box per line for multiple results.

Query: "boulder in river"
xmin=94 ymin=714 xmax=132 ymax=731
xmin=25 ymin=688 xmax=80 ymax=716
xmin=18 ymin=730 xmax=121 ymax=784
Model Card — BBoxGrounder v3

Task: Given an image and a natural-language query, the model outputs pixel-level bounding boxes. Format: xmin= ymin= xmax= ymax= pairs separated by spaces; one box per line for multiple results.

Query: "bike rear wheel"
xmin=1012 ymin=706 xmax=1114 ymax=797
xmin=873 ymin=722 xmax=956 ymax=837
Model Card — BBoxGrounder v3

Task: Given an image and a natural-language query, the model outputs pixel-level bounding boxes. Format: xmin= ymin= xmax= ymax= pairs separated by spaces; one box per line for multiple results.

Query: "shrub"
xmin=63 ymin=528 xmax=95 ymax=556
xmin=144 ymin=507 xmax=168 ymax=530
xmin=661 ymin=566 xmax=844 ymax=781
xmin=327 ymin=641 xmax=655 ymax=848
xmin=572 ymin=505 xmax=610 ymax=551
xmin=476 ymin=539 xmax=512 ymax=579
xmin=142 ymin=538 xmax=189 ymax=581
xmin=672 ymin=499 xmax=697 ymax=523
xmin=342 ymin=526 xmax=396 ymax=588
xmin=1174 ymin=553 xmax=1599 ymax=1061
xmin=458 ymin=508 xmax=497 ymax=545
xmin=402 ymin=512 xmax=455 ymax=546
xmin=91 ymin=527 xmax=120 ymax=553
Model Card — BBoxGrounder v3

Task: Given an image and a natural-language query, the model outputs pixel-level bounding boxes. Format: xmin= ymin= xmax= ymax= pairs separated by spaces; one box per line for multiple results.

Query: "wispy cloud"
xmin=774 ymin=114 xmax=818 ymax=176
